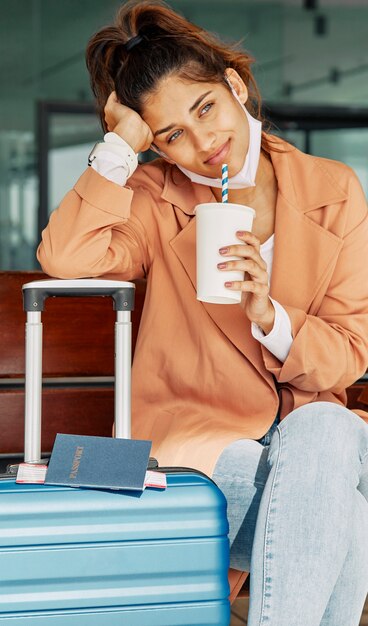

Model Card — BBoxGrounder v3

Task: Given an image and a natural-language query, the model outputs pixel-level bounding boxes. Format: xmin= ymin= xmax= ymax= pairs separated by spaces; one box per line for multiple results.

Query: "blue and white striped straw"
xmin=221 ymin=163 xmax=228 ymax=203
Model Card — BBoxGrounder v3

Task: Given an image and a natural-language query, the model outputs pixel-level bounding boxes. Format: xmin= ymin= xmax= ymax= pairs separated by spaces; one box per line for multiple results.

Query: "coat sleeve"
xmin=37 ymin=166 xmax=157 ymax=280
xmin=262 ymin=170 xmax=368 ymax=393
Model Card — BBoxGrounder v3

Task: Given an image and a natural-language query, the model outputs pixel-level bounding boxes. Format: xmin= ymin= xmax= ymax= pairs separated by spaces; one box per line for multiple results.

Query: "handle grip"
xmin=22 ymin=279 xmax=135 ymax=463
xmin=22 ymin=279 xmax=135 ymax=312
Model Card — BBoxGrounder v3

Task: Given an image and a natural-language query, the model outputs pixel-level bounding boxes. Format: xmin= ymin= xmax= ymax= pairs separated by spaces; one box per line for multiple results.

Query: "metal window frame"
xmin=37 ymin=100 xmax=96 ymax=236
xmin=264 ymin=103 xmax=368 ymax=153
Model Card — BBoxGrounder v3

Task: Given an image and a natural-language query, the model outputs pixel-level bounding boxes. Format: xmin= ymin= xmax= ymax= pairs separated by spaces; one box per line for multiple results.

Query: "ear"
xmin=224 ymin=68 xmax=248 ymax=104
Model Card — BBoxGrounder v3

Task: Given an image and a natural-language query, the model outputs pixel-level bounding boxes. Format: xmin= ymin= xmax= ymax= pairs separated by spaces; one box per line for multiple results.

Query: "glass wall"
xmin=0 ymin=131 xmax=37 ymax=269
xmin=0 ymin=0 xmax=121 ymax=269
xmin=1 ymin=0 xmax=367 ymax=269
xmin=311 ymin=130 xmax=368 ymax=192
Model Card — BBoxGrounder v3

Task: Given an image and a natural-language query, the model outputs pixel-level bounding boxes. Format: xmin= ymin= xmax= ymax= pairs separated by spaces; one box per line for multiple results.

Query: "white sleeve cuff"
xmin=90 ymin=132 xmax=138 ymax=187
xmin=251 ymin=297 xmax=293 ymax=363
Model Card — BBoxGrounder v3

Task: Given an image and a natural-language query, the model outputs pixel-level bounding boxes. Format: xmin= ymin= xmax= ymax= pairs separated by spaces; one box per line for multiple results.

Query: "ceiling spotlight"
xmin=303 ymin=0 xmax=318 ymax=9
xmin=329 ymin=68 xmax=341 ymax=84
xmin=314 ymin=14 xmax=328 ymax=36
xmin=282 ymin=83 xmax=293 ymax=97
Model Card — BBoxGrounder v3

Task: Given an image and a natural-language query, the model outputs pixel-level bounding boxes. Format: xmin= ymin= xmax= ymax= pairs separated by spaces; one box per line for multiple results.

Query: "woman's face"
xmin=142 ymin=71 xmax=250 ymax=179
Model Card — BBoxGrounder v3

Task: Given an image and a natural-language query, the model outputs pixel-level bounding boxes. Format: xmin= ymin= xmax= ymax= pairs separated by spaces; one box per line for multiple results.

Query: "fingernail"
xmin=225 ymin=282 xmax=232 ymax=287
xmin=217 ymin=262 xmax=227 ymax=269
xmin=219 ymin=247 xmax=229 ymax=254
xmin=236 ymin=231 xmax=245 ymax=236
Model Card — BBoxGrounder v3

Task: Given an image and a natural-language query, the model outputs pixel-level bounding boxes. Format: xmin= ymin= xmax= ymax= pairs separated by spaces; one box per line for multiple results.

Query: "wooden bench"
xmin=0 ymin=271 xmax=145 ymax=459
xmin=1 ymin=270 xmax=367 ymax=602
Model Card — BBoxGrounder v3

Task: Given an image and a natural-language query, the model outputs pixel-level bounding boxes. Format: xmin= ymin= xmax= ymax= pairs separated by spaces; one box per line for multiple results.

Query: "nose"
xmin=191 ymin=127 xmax=217 ymax=154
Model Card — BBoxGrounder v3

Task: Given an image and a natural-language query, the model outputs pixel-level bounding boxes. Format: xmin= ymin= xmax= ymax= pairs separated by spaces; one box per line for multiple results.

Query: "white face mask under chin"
xmin=175 ymin=90 xmax=262 ymax=189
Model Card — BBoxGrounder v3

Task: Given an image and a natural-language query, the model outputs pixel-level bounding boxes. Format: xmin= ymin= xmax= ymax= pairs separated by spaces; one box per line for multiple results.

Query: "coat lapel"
xmin=164 ymin=167 xmax=274 ymax=386
xmin=163 ymin=141 xmax=347 ymax=382
xmin=169 ymin=213 xmax=270 ymax=380
xmin=269 ymin=146 xmax=346 ymax=309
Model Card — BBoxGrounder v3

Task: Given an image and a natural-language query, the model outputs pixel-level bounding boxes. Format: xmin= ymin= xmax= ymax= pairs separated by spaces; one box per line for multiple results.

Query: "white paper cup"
xmin=195 ymin=202 xmax=255 ymax=304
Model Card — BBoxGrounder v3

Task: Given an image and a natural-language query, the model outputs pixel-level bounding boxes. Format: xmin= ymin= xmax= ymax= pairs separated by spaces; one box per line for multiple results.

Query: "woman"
xmin=37 ymin=1 xmax=368 ymax=624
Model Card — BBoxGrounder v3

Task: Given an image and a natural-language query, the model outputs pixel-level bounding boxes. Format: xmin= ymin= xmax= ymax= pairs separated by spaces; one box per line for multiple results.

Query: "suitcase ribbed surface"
xmin=0 ymin=471 xmax=230 ymax=625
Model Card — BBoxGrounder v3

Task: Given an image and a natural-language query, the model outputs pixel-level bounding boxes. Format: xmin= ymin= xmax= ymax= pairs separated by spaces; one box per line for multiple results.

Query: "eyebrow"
xmin=153 ymin=91 xmax=213 ymax=138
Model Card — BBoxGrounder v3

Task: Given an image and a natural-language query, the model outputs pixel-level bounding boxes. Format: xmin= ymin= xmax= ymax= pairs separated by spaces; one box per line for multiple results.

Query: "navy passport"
xmin=45 ymin=434 xmax=152 ymax=491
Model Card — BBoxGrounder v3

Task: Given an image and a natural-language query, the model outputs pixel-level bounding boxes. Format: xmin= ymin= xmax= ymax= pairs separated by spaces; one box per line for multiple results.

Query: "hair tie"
xmin=125 ymin=34 xmax=144 ymax=52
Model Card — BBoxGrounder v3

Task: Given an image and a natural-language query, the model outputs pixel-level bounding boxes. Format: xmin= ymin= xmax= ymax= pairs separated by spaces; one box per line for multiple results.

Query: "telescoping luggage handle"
xmin=22 ymin=279 xmax=135 ymax=464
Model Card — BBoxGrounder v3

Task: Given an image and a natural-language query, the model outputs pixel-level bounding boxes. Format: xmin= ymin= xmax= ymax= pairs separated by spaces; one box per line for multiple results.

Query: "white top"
xmin=91 ymin=134 xmax=293 ymax=362
xmin=254 ymin=235 xmax=292 ymax=362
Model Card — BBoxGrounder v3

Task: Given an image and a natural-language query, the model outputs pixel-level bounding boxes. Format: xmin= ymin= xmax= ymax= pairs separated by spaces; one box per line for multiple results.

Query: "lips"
xmin=204 ymin=140 xmax=230 ymax=166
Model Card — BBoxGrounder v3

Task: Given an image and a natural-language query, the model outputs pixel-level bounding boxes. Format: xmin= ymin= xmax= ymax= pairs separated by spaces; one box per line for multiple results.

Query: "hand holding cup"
xmin=195 ymin=202 xmax=255 ymax=305
xmin=218 ymin=230 xmax=275 ymax=333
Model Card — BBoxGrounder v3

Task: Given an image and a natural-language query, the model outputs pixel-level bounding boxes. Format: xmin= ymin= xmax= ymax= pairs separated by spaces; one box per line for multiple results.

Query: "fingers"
xmin=236 ymin=230 xmax=260 ymax=249
xmin=218 ymin=231 xmax=272 ymax=326
xmin=141 ymin=126 xmax=155 ymax=151
xmin=218 ymin=257 xmax=266 ymax=280
xmin=219 ymin=231 xmax=262 ymax=258
xmin=103 ymin=91 xmax=154 ymax=152
xmin=106 ymin=91 xmax=119 ymax=106
xmin=219 ymin=245 xmax=262 ymax=262
xmin=104 ymin=92 xmax=119 ymax=131
xmin=218 ymin=231 xmax=268 ymax=280
xmin=224 ymin=280 xmax=269 ymax=296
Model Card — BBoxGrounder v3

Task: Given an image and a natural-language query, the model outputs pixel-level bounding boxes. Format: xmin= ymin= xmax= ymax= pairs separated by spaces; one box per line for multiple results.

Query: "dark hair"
xmin=86 ymin=0 xmax=276 ymax=152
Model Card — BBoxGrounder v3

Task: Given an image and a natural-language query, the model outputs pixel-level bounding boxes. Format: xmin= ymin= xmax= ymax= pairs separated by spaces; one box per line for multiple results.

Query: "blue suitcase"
xmin=0 ymin=279 xmax=230 ymax=625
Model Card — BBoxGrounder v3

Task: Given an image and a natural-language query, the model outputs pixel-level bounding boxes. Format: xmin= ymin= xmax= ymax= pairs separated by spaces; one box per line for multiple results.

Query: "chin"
xmin=228 ymin=157 xmax=246 ymax=178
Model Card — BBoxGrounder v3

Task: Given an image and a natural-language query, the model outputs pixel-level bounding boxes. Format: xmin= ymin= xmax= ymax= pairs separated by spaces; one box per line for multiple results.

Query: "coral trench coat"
xmin=38 ymin=139 xmax=368 ymax=597
xmin=38 ymin=138 xmax=368 ymax=471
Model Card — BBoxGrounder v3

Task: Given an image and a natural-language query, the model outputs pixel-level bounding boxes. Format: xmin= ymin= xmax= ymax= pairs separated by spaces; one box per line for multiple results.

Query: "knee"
xmin=281 ymin=401 xmax=355 ymax=432
xmin=277 ymin=401 xmax=366 ymax=464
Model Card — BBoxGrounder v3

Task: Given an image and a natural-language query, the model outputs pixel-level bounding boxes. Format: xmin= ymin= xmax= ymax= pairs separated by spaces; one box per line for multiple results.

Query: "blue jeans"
xmin=212 ymin=402 xmax=368 ymax=626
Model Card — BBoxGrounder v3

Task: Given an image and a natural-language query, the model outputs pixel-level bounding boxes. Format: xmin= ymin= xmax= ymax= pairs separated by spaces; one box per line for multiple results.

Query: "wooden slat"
xmin=1 ymin=271 xmax=367 ymax=460
xmin=0 ymin=271 xmax=146 ymax=377
xmin=346 ymin=383 xmax=368 ymax=410
xmin=0 ymin=271 xmax=145 ymax=455
xmin=0 ymin=387 xmax=114 ymax=454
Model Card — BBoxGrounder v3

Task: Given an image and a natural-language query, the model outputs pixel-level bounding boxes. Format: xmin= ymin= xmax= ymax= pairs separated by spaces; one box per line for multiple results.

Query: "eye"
xmin=167 ymin=129 xmax=182 ymax=144
xmin=200 ymin=102 xmax=213 ymax=116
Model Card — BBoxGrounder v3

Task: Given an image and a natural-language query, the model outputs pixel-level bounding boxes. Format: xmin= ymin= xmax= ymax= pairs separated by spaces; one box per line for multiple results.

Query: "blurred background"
xmin=1 ymin=0 xmax=368 ymax=270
